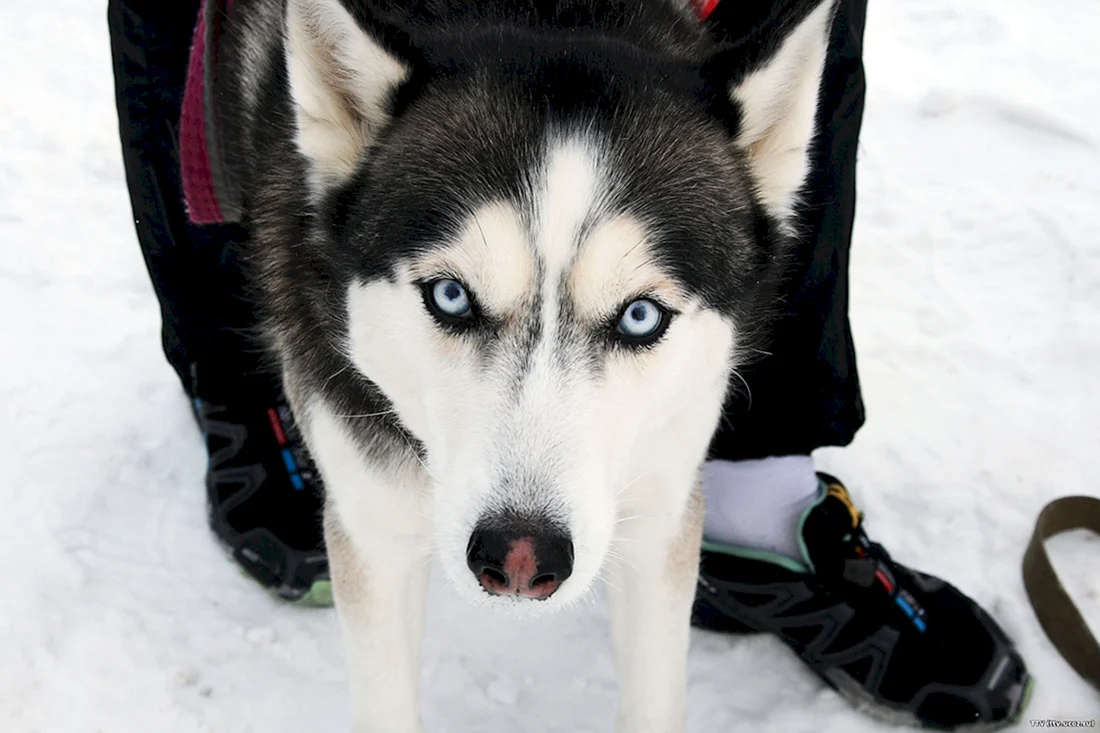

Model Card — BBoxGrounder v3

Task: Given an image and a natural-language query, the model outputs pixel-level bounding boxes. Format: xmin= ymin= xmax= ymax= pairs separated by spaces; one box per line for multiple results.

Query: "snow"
xmin=2 ymin=0 xmax=1099 ymax=730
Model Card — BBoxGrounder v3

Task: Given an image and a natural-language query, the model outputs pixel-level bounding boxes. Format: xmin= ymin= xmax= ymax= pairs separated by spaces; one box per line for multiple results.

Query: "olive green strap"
xmin=1021 ymin=495 xmax=1100 ymax=693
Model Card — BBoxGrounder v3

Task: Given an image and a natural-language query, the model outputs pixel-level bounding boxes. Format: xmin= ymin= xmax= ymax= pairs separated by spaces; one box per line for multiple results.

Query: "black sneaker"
xmin=692 ymin=474 xmax=1031 ymax=730
xmin=190 ymin=365 xmax=331 ymax=605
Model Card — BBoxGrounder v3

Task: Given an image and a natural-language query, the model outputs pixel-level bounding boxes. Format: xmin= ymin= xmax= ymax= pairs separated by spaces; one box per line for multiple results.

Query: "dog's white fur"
xmin=285 ymin=0 xmax=410 ymax=190
xmin=733 ymin=0 xmax=835 ymax=222
xmin=282 ymin=1 xmax=835 ymax=730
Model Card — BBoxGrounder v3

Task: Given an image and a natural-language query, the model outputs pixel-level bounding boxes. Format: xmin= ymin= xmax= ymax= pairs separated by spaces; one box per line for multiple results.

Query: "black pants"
xmin=109 ymin=0 xmax=272 ymax=398
xmin=109 ymin=0 xmax=867 ymax=460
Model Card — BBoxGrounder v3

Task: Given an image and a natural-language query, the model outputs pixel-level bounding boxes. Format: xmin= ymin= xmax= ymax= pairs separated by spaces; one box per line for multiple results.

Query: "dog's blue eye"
xmin=430 ymin=279 xmax=472 ymax=318
xmin=617 ymin=299 xmax=664 ymax=340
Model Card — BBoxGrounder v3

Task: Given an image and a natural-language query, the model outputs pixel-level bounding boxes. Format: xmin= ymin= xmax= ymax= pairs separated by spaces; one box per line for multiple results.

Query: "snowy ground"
xmin=2 ymin=0 xmax=1099 ymax=731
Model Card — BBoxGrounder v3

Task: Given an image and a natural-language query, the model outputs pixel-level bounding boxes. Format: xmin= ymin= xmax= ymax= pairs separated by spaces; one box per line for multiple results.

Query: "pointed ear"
xmin=285 ymin=0 xmax=411 ymax=192
xmin=726 ymin=0 xmax=837 ymax=222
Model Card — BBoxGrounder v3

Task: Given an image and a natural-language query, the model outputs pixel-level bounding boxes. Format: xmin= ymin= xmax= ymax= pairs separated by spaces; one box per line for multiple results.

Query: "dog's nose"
xmin=466 ymin=528 xmax=573 ymax=599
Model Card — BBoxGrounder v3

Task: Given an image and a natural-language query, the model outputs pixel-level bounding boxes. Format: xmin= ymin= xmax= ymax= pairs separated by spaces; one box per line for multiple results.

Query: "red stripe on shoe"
xmin=875 ymin=568 xmax=895 ymax=594
xmin=267 ymin=407 xmax=288 ymax=446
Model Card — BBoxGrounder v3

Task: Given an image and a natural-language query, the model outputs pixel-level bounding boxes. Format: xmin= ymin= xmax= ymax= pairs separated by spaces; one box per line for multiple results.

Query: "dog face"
xmin=282 ymin=0 xmax=835 ymax=610
xmin=342 ymin=134 xmax=743 ymax=609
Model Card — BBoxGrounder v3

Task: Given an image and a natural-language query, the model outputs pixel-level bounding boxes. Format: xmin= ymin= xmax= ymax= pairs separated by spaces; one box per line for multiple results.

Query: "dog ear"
xmin=722 ymin=0 xmax=837 ymax=222
xmin=285 ymin=0 xmax=411 ymax=192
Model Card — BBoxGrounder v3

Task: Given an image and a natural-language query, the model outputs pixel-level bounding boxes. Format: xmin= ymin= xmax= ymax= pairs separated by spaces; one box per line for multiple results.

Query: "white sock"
xmin=701 ymin=455 xmax=820 ymax=561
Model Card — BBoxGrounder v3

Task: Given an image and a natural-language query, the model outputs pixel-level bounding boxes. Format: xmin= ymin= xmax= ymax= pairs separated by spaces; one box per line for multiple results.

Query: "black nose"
xmin=466 ymin=525 xmax=573 ymax=600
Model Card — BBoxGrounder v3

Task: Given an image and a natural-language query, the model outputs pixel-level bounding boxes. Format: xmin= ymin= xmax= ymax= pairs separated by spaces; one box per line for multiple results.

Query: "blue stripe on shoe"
xmin=895 ymin=595 xmax=927 ymax=632
xmin=280 ymin=449 xmax=305 ymax=491
xmin=281 ymin=448 xmax=298 ymax=473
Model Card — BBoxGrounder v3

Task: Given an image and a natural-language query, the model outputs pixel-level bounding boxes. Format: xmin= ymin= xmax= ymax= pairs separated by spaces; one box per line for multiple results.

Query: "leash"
xmin=1022 ymin=495 xmax=1100 ymax=693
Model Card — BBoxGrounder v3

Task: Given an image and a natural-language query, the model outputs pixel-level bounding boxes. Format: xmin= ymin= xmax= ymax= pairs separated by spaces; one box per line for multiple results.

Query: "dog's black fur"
xmin=213 ymin=0 xmax=827 ymax=461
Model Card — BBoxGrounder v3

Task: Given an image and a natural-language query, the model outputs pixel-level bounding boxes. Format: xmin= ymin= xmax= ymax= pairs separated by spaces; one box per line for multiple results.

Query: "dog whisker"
xmin=396 ymin=435 xmax=438 ymax=482
xmin=333 ymin=408 xmax=398 ymax=419
xmin=596 ymin=569 xmax=623 ymax=595
xmin=604 ymin=544 xmax=640 ymax=575
xmin=729 ymin=366 xmax=753 ymax=409
xmin=323 ymin=361 xmax=351 ymax=387
xmin=614 ymin=470 xmax=653 ymax=500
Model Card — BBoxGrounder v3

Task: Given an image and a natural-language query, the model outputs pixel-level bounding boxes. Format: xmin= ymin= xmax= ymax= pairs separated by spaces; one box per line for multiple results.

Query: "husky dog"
xmin=212 ymin=0 xmax=836 ymax=729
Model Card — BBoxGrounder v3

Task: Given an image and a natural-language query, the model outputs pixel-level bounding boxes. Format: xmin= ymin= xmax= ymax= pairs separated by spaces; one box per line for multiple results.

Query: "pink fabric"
xmin=690 ymin=0 xmax=721 ymax=22
xmin=180 ymin=0 xmax=224 ymax=225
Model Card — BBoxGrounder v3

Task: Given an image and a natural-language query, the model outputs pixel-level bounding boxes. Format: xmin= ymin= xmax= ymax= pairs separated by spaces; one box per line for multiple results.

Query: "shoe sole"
xmin=692 ymin=593 xmax=1033 ymax=730
xmin=819 ymin=666 xmax=1033 ymax=732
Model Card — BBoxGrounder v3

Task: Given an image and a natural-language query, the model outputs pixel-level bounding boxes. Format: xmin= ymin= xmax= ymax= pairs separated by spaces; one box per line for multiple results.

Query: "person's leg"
xmin=694 ymin=4 xmax=1031 ymax=728
xmin=699 ymin=0 xmax=866 ymax=560
xmin=109 ymin=0 xmax=329 ymax=602
xmin=709 ymin=0 xmax=867 ymax=461
xmin=108 ymin=0 xmax=271 ymax=397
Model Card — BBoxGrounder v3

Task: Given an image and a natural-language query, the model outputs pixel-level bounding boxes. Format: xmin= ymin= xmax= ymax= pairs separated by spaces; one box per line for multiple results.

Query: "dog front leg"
xmin=606 ymin=488 xmax=704 ymax=733
xmin=326 ymin=507 xmax=429 ymax=733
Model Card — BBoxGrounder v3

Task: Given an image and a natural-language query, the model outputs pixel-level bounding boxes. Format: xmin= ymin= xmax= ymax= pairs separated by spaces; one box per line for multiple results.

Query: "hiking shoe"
xmin=191 ymin=365 xmax=331 ymax=605
xmin=692 ymin=474 xmax=1031 ymax=730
